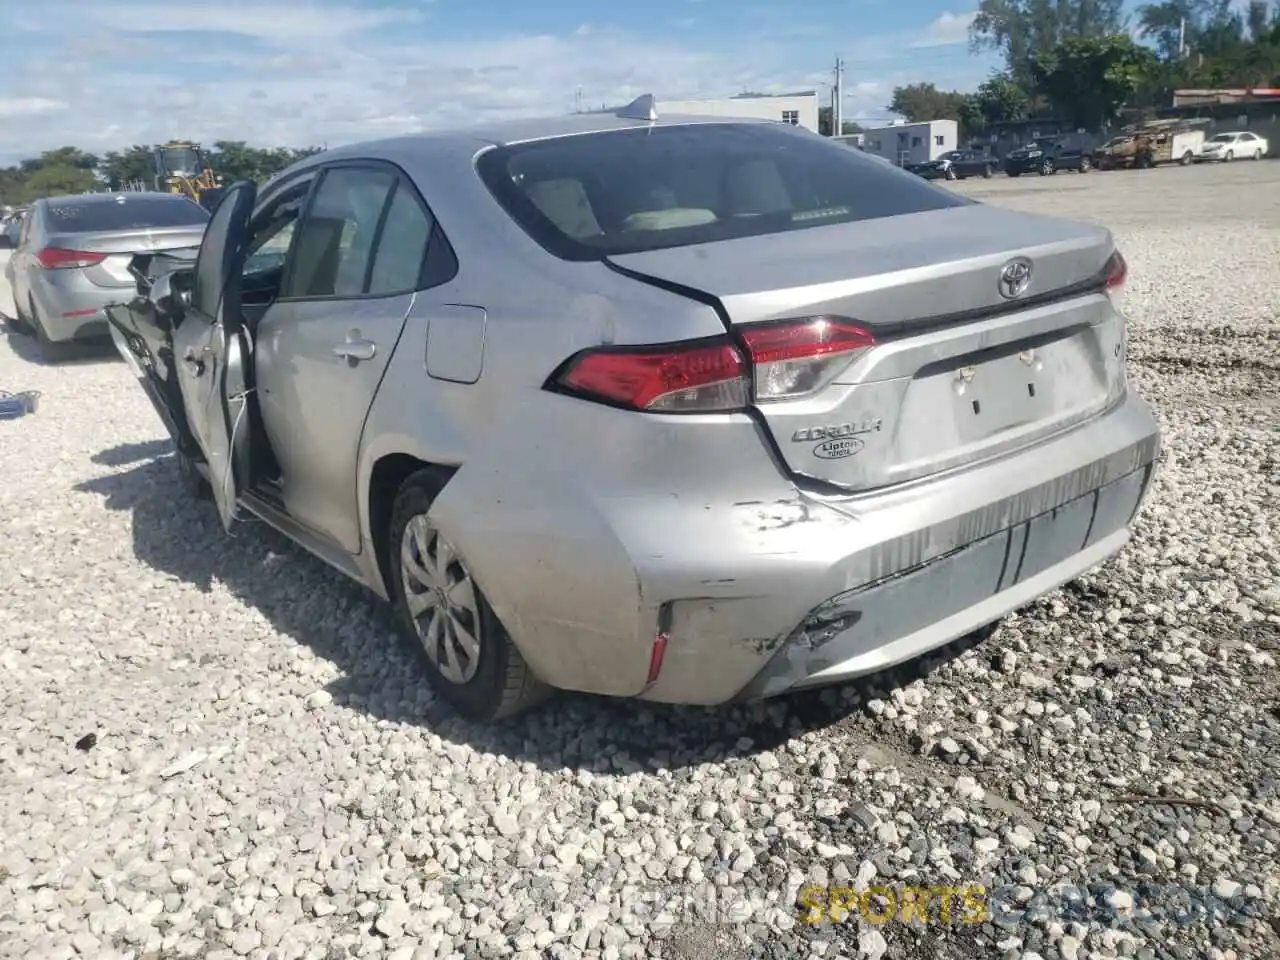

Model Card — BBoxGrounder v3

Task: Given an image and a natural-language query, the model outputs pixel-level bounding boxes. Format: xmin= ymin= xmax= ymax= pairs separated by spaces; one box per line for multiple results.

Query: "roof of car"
xmin=317 ymin=110 xmax=773 ymax=161
xmin=42 ymin=191 xmax=193 ymax=207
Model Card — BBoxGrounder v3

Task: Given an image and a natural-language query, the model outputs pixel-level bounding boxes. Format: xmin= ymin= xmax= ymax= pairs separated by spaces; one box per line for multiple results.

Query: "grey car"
xmin=105 ymin=96 xmax=1162 ymax=722
xmin=4 ymin=192 xmax=208 ymax=358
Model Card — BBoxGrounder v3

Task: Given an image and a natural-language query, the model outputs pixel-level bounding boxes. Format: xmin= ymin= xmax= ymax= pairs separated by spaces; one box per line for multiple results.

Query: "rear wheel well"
xmin=368 ymin=454 xmax=457 ymax=595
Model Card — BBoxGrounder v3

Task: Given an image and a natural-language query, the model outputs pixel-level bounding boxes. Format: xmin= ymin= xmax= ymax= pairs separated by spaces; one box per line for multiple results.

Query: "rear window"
xmin=45 ymin=196 xmax=210 ymax=233
xmin=476 ymin=122 xmax=970 ymax=260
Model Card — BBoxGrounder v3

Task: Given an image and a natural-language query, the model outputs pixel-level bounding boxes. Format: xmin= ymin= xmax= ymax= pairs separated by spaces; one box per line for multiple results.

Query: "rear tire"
xmin=1224 ymin=150 xmax=1234 ymax=162
xmin=1254 ymin=148 xmax=1263 ymax=160
xmin=1078 ymin=157 xmax=1091 ymax=173
xmin=1179 ymin=151 xmax=1193 ymax=166
xmin=1039 ymin=159 xmax=1054 ymax=176
xmin=388 ymin=469 xmax=551 ymax=722
xmin=5 ymin=299 xmax=32 ymax=335
xmin=982 ymin=164 xmax=993 ymax=179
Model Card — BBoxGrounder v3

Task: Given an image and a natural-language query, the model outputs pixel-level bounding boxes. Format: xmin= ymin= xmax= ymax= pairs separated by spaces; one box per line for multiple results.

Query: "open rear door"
xmin=170 ymin=180 xmax=257 ymax=531
xmin=105 ymin=247 xmax=202 ymax=459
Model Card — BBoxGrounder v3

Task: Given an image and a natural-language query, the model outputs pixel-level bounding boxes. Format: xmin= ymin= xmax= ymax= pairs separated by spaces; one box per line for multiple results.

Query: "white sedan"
xmin=1195 ymin=130 xmax=1269 ymax=162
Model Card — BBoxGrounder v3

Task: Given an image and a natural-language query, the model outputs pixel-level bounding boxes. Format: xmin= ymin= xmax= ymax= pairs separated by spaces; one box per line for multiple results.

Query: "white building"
xmin=658 ymin=92 xmax=820 ymax=134
xmin=861 ymin=120 xmax=958 ymax=166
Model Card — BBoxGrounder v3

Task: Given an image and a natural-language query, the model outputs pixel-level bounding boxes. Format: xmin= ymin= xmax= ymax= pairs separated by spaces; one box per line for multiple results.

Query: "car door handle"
xmin=333 ymin=337 xmax=376 ymax=362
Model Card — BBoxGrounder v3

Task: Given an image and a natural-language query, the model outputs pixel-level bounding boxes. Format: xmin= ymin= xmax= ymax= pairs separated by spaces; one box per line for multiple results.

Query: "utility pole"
xmin=575 ymin=85 xmax=584 ymax=114
xmin=833 ymin=56 xmax=845 ymax=137
xmin=1178 ymin=17 xmax=1186 ymax=57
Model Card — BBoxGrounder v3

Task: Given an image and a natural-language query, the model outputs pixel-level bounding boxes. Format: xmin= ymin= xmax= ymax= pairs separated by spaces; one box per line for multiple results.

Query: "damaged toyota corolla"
xmin=105 ymin=95 xmax=1162 ymax=722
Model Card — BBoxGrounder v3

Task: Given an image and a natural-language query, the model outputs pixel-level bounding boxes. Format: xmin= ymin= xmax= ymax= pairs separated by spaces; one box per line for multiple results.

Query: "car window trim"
xmin=246 ymin=172 xmax=321 ymax=296
xmin=275 ymin=162 xmax=397 ymax=303
xmin=360 ymin=178 xmax=400 ymax=294
xmin=272 ymin=157 xmax=455 ymax=305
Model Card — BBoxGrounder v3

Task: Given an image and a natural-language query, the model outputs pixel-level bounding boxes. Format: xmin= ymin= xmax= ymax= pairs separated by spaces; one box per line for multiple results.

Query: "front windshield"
xmin=160 ymin=147 xmax=201 ymax=175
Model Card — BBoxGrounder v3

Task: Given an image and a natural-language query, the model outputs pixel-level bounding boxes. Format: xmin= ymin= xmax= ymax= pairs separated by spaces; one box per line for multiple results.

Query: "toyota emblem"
xmin=997 ymin=258 xmax=1033 ymax=299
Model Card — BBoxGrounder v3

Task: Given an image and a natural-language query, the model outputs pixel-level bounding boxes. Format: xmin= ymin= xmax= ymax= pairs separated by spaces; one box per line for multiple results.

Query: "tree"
xmin=970 ymin=0 xmax=1127 ymax=88
xmin=0 ymin=139 xmax=325 ymax=206
xmin=888 ymin=83 xmax=969 ymax=121
xmin=1134 ymin=0 xmax=1280 ymax=89
xmin=20 ymin=164 xmax=98 ymax=200
xmin=29 ymin=147 xmax=99 ymax=172
xmin=818 ymin=107 xmax=865 ymax=136
xmin=208 ymin=141 xmax=323 ymax=184
xmin=101 ymin=145 xmax=158 ymax=190
xmin=959 ymin=72 xmax=1031 ymax=134
xmin=1030 ymin=34 xmax=1158 ymax=130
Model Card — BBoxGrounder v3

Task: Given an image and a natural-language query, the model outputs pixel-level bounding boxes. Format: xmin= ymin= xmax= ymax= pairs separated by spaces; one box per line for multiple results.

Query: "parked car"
xmin=907 ymin=150 xmax=998 ymax=181
xmin=1004 ymin=139 xmax=1093 ymax=177
xmin=105 ymin=100 xmax=1161 ymax=721
xmin=0 ymin=212 xmax=22 ymax=250
xmin=5 ymin=192 xmax=209 ymax=359
xmin=1195 ymin=130 xmax=1269 ymax=162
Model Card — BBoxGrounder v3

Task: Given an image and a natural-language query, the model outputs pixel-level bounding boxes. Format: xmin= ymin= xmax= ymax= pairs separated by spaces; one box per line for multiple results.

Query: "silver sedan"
xmin=106 ymin=97 xmax=1162 ymax=721
xmin=6 ymin=192 xmax=208 ymax=359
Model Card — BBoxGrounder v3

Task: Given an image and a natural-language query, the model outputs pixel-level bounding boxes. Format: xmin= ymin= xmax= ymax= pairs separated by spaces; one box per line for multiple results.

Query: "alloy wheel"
xmin=399 ymin=514 xmax=482 ymax=684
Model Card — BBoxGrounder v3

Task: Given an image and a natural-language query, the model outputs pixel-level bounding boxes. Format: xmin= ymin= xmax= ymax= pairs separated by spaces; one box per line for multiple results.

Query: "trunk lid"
xmin=608 ymin=204 xmax=1127 ymax=492
xmin=48 ymin=226 xmax=207 ymax=287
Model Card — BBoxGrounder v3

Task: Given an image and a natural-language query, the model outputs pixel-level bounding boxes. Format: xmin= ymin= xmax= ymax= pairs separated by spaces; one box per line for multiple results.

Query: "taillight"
xmin=35 ymin=247 xmax=106 ymax=270
xmin=555 ymin=337 xmax=749 ymax=413
xmin=739 ymin=316 xmax=875 ymax=401
xmin=1102 ymin=249 xmax=1126 ymax=308
xmin=550 ymin=316 xmax=876 ymax=413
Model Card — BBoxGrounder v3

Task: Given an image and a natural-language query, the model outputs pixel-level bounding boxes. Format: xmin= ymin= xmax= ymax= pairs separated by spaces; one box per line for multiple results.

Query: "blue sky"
xmin=0 ymin=0 xmax=1008 ymax=163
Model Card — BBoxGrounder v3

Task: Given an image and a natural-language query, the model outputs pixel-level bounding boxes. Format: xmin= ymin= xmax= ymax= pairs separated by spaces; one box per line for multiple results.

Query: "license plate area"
xmin=896 ymin=327 xmax=1110 ymax=462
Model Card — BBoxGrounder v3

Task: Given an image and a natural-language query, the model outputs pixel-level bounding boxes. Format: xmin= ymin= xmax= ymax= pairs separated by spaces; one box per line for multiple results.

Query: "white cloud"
xmin=0 ymin=97 xmax=68 ymax=119
xmin=0 ymin=0 xmax=1000 ymax=163
xmin=911 ymin=11 xmax=978 ymax=48
xmin=73 ymin=1 xmax=424 ymax=42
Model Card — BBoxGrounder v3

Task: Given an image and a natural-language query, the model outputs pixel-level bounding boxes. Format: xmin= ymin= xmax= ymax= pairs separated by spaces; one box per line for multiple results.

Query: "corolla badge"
xmin=998 ymin=257 xmax=1033 ymax=299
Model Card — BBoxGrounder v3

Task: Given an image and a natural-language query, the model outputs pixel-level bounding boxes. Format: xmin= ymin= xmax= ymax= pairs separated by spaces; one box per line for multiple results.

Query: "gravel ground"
xmin=1 ymin=161 xmax=1278 ymax=960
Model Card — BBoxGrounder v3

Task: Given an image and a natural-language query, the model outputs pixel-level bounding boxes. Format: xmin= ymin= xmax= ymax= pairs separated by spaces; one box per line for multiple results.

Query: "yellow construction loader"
xmin=153 ymin=141 xmax=225 ymax=209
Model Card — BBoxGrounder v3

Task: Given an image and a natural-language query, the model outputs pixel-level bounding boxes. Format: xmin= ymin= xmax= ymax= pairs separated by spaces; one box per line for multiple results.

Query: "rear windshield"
xmin=45 ymin=196 xmax=210 ymax=233
xmin=476 ymin=122 xmax=970 ymax=260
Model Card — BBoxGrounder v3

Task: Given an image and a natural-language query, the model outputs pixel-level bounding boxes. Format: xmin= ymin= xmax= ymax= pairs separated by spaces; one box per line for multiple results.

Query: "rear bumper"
xmin=733 ymin=471 xmax=1143 ymax=700
xmin=31 ymin=275 xmax=122 ymax=342
xmin=645 ymin=390 xmax=1158 ymax=705
xmin=436 ymin=387 xmax=1160 ymax=705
